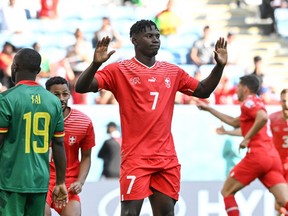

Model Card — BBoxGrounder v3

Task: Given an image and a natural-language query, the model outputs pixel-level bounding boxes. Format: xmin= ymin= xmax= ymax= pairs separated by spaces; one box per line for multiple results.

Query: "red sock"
xmin=224 ymin=195 xmax=239 ymax=216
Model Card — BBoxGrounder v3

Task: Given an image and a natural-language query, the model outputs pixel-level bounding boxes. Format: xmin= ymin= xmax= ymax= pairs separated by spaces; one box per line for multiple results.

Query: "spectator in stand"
xmin=38 ymin=0 xmax=59 ymax=19
xmin=213 ymin=75 xmax=238 ymax=105
xmin=226 ymin=32 xmax=240 ymax=66
xmin=175 ymin=70 xmax=213 ymax=104
xmin=32 ymin=42 xmax=52 ymax=87
xmin=189 ymin=25 xmax=215 ymax=67
xmin=0 ymin=0 xmax=28 ymax=34
xmin=246 ymin=56 xmax=264 ymax=95
xmin=0 ymin=41 xmax=17 ymax=89
xmin=98 ymin=121 xmax=122 ymax=179
xmin=50 ymin=58 xmax=75 ymax=85
xmin=96 ymin=90 xmax=118 ymax=104
xmin=224 ymin=31 xmax=245 ymax=86
xmin=258 ymin=0 xmax=288 ymax=35
xmin=92 ymin=17 xmax=122 ymax=50
xmin=260 ymin=86 xmax=280 ymax=105
xmin=64 ymin=28 xmax=92 ymax=104
xmin=69 ymin=62 xmax=90 ymax=105
xmin=66 ymin=28 xmax=92 ymax=70
xmin=154 ymin=0 xmax=181 ymax=36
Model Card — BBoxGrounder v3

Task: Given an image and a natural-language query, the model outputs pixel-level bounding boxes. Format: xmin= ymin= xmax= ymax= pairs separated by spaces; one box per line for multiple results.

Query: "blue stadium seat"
xmin=274 ymin=8 xmax=288 ymax=38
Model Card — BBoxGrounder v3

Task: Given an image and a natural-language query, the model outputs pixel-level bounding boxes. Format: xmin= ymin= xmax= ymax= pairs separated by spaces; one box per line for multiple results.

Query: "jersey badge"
xmin=69 ymin=136 xmax=77 ymax=145
xmin=129 ymin=77 xmax=141 ymax=85
xmin=164 ymin=77 xmax=171 ymax=88
xmin=244 ymin=99 xmax=255 ymax=108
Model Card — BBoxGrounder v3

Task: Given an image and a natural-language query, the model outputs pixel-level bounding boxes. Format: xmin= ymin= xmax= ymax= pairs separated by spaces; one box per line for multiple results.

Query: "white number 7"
xmin=126 ymin=175 xmax=136 ymax=194
xmin=150 ymin=92 xmax=159 ymax=110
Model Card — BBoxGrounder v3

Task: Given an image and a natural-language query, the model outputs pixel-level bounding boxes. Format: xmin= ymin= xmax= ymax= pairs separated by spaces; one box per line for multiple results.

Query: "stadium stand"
xmin=0 ymin=0 xmax=287 ymax=95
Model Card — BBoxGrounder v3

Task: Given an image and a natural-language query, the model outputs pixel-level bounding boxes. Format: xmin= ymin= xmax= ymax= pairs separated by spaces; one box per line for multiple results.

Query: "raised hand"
xmin=93 ymin=36 xmax=116 ymax=64
xmin=213 ymin=37 xmax=228 ymax=66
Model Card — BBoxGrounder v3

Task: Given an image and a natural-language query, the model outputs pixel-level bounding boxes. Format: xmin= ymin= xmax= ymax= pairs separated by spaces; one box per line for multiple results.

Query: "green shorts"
xmin=0 ymin=190 xmax=46 ymax=216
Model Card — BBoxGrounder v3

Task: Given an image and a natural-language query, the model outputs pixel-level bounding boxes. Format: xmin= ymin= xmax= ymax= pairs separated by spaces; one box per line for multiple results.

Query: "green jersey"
xmin=0 ymin=80 xmax=65 ymax=193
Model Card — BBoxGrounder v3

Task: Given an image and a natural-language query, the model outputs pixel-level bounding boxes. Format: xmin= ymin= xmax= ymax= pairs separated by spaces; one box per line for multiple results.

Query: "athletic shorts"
xmin=0 ymin=189 xmax=46 ymax=216
xmin=120 ymin=158 xmax=181 ymax=201
xmin=46 ymin=179 xmax=80 ymax=214
xmin=229 ymin=149 xmax=286 ymax=188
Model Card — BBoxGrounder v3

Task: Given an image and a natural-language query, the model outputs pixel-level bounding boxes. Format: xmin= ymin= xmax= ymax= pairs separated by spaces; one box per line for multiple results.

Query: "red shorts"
xmin=120 ymin=158 xmax=181 ymax=201
xmin=230 ymin=149 xmax=286 ymax=188
xmin=46 ymin=178 xmax=80 ymax=214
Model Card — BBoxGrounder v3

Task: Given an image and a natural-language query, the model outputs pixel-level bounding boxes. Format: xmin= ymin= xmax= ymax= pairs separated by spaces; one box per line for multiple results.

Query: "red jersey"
xmin=95 ymin=58 xmax=199 ymax=160
xmin=240 ymin=95 xmax=274 ymax=151
xmin=50 ymin=108 xmax=95 ymax=180
xmin=269 ymin=111 xmax=288 ymax=162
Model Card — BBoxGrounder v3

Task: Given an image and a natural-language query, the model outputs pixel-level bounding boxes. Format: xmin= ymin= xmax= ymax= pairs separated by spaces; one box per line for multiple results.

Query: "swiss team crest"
xmin=164 ymin=77 xmax=171 ymax=88
xmin=69 ymin=136 xmax=77 ymax=145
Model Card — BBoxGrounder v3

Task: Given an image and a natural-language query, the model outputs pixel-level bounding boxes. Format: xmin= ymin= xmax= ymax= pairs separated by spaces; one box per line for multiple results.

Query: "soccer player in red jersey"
xmin=75 ymin=19 xmax=228 ymax=215
xmin=45 ymin=76 xmax=96 ymax=216
xmin=269 ymin=88 xmax=288 ymax=215
xmin=197 ymin=75 xmax=288 ymax=216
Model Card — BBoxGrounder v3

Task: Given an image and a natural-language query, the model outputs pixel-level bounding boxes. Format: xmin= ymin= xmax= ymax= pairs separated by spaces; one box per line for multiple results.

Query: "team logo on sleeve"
xmin=164 ymin=77 xmax=171 ymax=88
xmin=69 ymin=136 xmax=77 ymax=145
xmin=244 ymin=100 xmax=255 ymax=108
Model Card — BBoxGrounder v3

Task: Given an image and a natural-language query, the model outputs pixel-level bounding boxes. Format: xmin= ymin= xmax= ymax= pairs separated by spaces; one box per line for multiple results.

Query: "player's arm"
xmin=244 ymin=109 xmax=268 ymax=141
xmin=75 ymin=36 xmax=115 ymax=93
xmin=51 ymin=136 xmax=68 ymax=205
xmin=216 ymin=126 xmax=242 ymax=136
xmin=193 ymin=37 xmax=227 ymax=98
xmin=239 ymin=109 xmax=268 ymax=150
xmin=69 ymin=149 xmax=92 ymax=194
xmin=196 ymin=100 xmax=240 ymax=128
xmin=51 ymin=136 xmax=66 ymax=184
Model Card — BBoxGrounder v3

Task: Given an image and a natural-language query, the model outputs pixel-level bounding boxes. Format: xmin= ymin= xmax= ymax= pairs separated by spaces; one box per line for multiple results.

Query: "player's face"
xmin=236 ymin=83 xmax=245 ymax=102
xmin=280 ymin=92 xmax=288 ymax=114
xmin=135 ymin=26 xmax=160 ymax=57
xmin=49 ymin=84 xmax=70 ymax=112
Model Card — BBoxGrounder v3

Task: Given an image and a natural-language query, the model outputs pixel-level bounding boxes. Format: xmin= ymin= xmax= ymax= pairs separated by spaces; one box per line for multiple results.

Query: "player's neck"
xmin=63 ymin=107 xmax=71 ymax=118
xmin=134 ymin=56 xmax=156 ymax=68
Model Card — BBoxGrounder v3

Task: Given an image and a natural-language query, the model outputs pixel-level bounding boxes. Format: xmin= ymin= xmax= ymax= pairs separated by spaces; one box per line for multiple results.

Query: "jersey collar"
xmin=132 ymin=57 xmax=157 ymax=69
xmin=16 ymin=80 xmax=40 ymax=86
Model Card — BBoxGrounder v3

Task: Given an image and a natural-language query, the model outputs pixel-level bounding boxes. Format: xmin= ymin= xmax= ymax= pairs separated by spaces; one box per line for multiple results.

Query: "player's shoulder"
xmin=157 ymin=61 xmax=179 ymax=69
xmin=71 ymin=108 xmax=92 ymax=122
xmin=0 ymin=85 xmax=19 ymax=97
xmin=269 ymin=110 xmax=282 ymax=119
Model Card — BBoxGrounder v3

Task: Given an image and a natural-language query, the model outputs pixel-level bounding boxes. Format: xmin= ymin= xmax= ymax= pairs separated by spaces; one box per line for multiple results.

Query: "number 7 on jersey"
xmin=150 ymin=92 xmax=159 ymax=110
